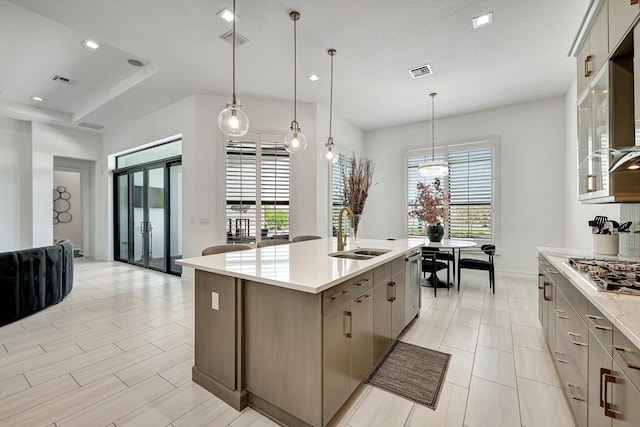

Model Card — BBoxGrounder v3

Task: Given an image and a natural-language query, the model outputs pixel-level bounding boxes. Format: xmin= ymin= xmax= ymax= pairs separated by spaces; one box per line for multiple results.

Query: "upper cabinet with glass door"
xmin=573 ymin=0 xmax=640 ymax=202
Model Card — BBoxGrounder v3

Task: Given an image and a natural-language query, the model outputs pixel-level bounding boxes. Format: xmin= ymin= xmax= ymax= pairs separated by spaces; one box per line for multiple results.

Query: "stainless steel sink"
xmin=329 ymin=248 xmax=391 ymax=260
xmin=352 ymin=249 xmax=391 ymax=256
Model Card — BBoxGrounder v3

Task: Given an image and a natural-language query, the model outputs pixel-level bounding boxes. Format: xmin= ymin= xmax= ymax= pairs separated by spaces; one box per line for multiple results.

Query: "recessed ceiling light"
xmin=83 ymin=39 xmax=99 ymax=49
xmin=307 ymin=74 xmax=319 ymax=82
xmin=472 ymin=12 xmax=493 ymax=29
xmin=216 ymin=7 xmax=236 ymax=23
xmin=32 ymin=96 xmax=44 ymax=102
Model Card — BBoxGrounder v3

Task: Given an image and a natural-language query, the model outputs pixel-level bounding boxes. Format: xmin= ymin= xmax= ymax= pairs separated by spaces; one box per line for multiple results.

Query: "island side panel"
xmin=193 ymin=270 xmax=245 ymax=408
xmin=245 ymin=279 xmax=323 ymax=427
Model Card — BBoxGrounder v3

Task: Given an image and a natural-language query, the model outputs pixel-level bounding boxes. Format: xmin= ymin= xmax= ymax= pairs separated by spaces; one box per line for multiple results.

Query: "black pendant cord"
xmin=431 ymin=92 xmax=436 ymax=162
xmin=329 ymin=51 xmax=334 ymax=140
xmin=293 ymin=15 xmax=297 ymax=126
xmin=231 ymin=0 xmax=237 ymax=104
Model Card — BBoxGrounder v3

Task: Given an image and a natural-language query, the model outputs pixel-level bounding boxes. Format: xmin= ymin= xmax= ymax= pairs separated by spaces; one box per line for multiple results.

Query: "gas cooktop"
xmin=567 ymin=257 xmax=640 ymax=293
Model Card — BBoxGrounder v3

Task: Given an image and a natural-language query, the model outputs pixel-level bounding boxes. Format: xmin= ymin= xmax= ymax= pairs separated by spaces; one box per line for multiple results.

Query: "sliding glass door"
xmin=114 ymin=159 xmax=182 ymax=275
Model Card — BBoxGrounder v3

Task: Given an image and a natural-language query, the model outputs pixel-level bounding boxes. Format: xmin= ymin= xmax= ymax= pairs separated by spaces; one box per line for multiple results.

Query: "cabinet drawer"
xmin=349 ymin=271 xmax=373 ymax=298
xmin=373 ymin=262 xmax=392 ymax=285
xmin=556 ymin=274 xmax=588 ymax=322
xmin=613 ymin=328 xmax=640 ymax=391
xmin=554 ymin=328 xmax=588 ymax=427
xmin=323 ymin=282 xmax=351 ymax=315
xmin=391 ymin=256 xmax=404 ymax=275
xmin=555 ymin=291 xmax=588 ymax=382
xmin=587 ymin=302 xmax=613 ymax=352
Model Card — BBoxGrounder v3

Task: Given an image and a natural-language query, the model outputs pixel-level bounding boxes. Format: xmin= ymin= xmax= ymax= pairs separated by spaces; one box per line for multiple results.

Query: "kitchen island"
xmin=178 ymin=238 xmax=423 ymax=427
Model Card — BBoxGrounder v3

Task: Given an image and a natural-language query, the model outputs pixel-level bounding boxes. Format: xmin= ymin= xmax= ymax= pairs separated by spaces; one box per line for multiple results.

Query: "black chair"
xmin=436 ymin=250 xmax=456 ymax=281
xmin=422 ymin=247 xmax=450 ymax=297
xmin=458 ymin=244 xmax=496 ymax=293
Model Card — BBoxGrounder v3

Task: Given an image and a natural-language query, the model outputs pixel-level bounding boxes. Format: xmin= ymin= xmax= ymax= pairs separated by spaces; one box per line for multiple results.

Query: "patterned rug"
xmin=365 ymin=341 xmax=450 ymax=409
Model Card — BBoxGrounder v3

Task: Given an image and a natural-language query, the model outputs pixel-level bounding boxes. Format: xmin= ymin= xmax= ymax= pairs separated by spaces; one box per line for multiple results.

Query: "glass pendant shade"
xmin=218 ymin=98 xmax=249 ymax=137
xmin=418 ymin=159 xmax=449 ymax=177
xmin=320 ymin=137 xmax=339 ymax=164
xmin=284 ymin=122 xmax=307 ymax=153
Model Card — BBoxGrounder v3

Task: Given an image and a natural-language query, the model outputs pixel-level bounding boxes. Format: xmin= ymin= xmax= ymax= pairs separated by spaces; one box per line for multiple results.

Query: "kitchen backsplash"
xmin=620 ymin=204 xmax=640 ymax=259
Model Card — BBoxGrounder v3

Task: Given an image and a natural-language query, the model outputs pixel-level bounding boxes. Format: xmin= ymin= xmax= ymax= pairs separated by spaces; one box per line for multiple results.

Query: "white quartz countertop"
xmin=538 ymin=247 xmax=640 ymax=349
xmin=178 ymin=238 xmax=424 ymax=294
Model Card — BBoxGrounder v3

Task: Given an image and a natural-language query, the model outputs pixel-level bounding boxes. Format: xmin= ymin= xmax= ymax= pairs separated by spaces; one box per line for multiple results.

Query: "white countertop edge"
xmin=539 ymin=249 xmax=640 ymax=349
xmin=178 ymin=238 xmax=424 ymax=294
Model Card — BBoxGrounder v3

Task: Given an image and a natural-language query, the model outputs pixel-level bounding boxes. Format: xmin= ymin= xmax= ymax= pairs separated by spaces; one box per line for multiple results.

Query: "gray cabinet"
xmin=609 ymin=0 xmax=640 ymax=53
xmin=372 ymin=259 xmax=406 ymax=363
xmin=577 ymin=0 xmax=609 ymax=96
xmin=391 ymin=258 xmax=406 ymax=339
xmin=322 ymin=304 xmax=351 ymax=423
xmin=349 ymin=292 xmax=374 ymax=394
xmin=537 ymin=256 xmax=556 ymax=354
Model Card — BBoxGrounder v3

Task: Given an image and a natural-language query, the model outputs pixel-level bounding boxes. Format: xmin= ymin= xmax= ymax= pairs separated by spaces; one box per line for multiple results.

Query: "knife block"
xmin=592 ymin=234 xmax=619 ymax=256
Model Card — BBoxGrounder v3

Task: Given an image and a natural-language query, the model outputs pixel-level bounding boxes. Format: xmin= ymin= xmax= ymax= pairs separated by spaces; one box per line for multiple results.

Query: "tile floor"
xmin=0 ymin=259 xmax=575 ymax=427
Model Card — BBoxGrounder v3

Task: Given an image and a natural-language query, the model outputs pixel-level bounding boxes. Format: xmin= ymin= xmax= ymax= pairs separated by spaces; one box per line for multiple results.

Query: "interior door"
xmin=145 ymin=166 xmax=166 ymax=271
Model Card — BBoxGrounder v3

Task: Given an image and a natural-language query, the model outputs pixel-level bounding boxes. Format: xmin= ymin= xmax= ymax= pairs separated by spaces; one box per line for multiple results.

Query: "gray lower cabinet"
xmin=349 ymin=291 xmax=374 ymax=394
xmin=322 ymin=303 xmax=351 ymax=423
xmin=372 ymin=259 xmax=406 ymax=363
xmin=391 ymin=260 xmax=406 ymax=339
xmin=372 ymin=279 xmax=393 ymax=363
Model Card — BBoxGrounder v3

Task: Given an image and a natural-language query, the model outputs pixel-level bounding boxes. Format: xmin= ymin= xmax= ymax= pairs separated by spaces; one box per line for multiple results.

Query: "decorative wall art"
xmin=53 ymin=186 xmax=72 ymax=224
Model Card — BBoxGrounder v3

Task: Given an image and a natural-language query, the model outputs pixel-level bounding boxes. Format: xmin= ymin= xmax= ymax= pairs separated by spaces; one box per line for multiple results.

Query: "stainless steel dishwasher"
xmin=405 ymin=248 xmax=422 ymax=325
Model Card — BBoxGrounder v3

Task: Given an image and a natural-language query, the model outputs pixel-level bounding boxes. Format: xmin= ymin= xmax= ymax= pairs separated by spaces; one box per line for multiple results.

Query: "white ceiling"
xmin=0 ymin=0 xmax=589 ymax=132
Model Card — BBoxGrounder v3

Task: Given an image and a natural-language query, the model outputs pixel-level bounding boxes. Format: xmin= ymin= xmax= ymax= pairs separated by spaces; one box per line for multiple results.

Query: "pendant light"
xmin=321 ymin=48 xmax=339 ymax=164
xmin=217 ymin=0 xmax=249 ymax=137
xmin=284 ymin=11 xmax=307 ymax=153
xmin=419 ymin=92 xmax=449 ymax=177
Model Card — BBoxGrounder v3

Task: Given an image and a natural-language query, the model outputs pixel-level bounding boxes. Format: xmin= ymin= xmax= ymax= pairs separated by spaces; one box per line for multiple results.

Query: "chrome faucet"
xmin=337 ymin=206 xmax=354 ymax=251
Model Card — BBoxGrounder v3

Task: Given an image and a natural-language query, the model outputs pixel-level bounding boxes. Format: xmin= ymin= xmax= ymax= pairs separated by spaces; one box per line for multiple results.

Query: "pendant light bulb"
xmin=321 ymin=137 xmax=339 ymax=164
xmin=218 ymin=0 xmax=249 ymax=138
xmin=284 ymin=11 xmax=306 ymax=153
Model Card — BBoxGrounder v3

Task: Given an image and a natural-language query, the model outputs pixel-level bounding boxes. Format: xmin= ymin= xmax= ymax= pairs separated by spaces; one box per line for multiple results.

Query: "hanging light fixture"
xmin=321 ymin=48 xmax=339 ymax=164
xmin=284 ymin=11 xmax=307 ymax=153
xmin=419 ymin=92 xmax=449 ymax=177
xmin=217 ymin=0 xmax=249 ymax=137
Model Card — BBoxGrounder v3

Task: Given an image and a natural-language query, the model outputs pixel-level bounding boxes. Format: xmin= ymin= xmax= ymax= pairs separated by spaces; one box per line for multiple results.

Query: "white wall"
xmin=364 ymin=97 xmax=567 ymax=274
xmin=563 ymin=78 xmax=620 ymax=251
xmin=0 ymin=117 xmax=31 ymax=251
xmin=53 ymin=170 xmax=83 ymax=249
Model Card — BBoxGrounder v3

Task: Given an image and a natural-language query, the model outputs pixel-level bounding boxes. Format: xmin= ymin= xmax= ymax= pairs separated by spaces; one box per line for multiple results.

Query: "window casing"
xmin=226 ymin=135 xmax=290 ymax=243
xmin=407 ymin=139 xmax=496 ymax=242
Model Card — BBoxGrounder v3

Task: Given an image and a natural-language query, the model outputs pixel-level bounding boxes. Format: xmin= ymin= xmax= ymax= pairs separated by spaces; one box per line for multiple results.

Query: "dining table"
xmin=411 ymin=238 xmax=478 ymax=290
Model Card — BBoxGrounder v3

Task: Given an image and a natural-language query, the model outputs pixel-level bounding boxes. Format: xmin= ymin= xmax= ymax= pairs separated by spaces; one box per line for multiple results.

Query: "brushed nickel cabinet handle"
xmin=568 ymin=331 xmax=588 ymax=347
xmin=555 ymin=309 xmax=569 ymax=320
xmin=543 ymin=282 xmax=551 ymax=301
xmin=603 ymin=373 xmax=617 ymax=418
xmin=354 ymin=279 xmax=371 ymax=287
xmin=555 ymin=351 xmax=569 ymax=364
xmin=567 ymin=383 xmax=586 ymax=402
xmin=584 ymin=55 xmax=593 ymax=77
xmin=355 ymin=294 xmax=371 ymax=304
xmin=600 ymin=367 xmax=609 ymax=407
xmin=613 ymin=345 xmax=640 ymax=370
xmin=387 ymin=282 xmax=396 ymax=302
xmin=329 ymin=290 xmax=349 ymax=301
xmin=595 ymin=324 xmax=613 ymax=331
xmin=345 ymin=311 xmax=352 ymax=338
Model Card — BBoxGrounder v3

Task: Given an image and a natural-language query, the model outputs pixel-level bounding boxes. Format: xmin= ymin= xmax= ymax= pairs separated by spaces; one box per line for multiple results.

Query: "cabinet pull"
xmin=599 ymin=367 xmax=609 ymax=407
xmin=355 ymin=294 xmax=371 ymax=304
xmin=603 ymin=373 xmax=617 ymax=418
xmin=584 ymin=55 xmax=593 ymax=77
xmin=587 ymin=315 xmax=612 ymax=331
xmin=344 ymin=311 xmax=352 ymax=338
xmin=555 ymin=309 xmax=569 ymax=320
xmin=613 ymin=345 xmax=640 ymax=370
xmin=543 ymin=282 xmax=551 ymax=301
xmin=387 ymin=282 xmax=396 ymax=302
xmin=567 ymin=383 xmax=586 ymax=402
xmin=329 ymin=290 xmax=349 ymax=301
xmin=354 ymin=279 xmax=370 ymax=287
xmin=555 ymin=351 xmax=569 ymax=364
xmin=585 ymin=174 xmax=596 ymax=192
xmin=548 ymin=269 xmax=558 ymax=274
xmin=568 ymin=331 xmax=587 ymax=347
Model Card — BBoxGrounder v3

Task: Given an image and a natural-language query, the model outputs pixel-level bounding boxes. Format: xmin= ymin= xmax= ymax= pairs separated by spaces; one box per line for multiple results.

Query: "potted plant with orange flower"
xmin=409 ymin=178 xmax=450 ymax=242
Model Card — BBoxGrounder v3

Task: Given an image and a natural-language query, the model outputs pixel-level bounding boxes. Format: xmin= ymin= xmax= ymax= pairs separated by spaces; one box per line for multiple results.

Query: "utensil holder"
xmin=592 ymin=234 xmax=619 ymax=256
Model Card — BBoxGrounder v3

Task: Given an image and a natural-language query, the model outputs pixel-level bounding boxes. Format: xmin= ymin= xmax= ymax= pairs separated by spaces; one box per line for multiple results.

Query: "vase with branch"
xmin=409 ymin=178 xmax=450 ymax=242
xmin=342 ymin=156 xmax=375 ymax=241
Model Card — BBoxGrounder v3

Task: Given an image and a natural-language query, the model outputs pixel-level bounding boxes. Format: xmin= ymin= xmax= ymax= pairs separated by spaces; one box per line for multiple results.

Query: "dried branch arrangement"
xmin=342 ymin=156 xmax=375 ymax=215
xmin=409 ymin=178 xmax=450 ymax=226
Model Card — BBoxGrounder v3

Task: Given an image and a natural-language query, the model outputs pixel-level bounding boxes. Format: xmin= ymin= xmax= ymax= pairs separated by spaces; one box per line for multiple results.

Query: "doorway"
xmin=114 ymin=159 xmax=182 ymax=275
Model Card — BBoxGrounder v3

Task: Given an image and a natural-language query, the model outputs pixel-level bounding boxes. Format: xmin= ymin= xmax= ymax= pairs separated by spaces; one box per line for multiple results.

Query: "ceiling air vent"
xmin=220 ymin=30 xmax=249 ymax=47
xmin=408 ymin=64 xmax=433 ymax=79
xmin=77 ymin=122 xmax=104 ymax=130
xmin=50 ymin=74 xmax=74 ymax=85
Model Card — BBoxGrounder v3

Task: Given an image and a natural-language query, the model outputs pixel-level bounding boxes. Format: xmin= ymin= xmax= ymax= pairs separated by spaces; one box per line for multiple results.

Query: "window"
xmin=407 ymin=140 xmax=495 ymax=242
xmin=331 ymin=153 xmax=353 ymax=236
xmin=225 ymin=135 xmax=290 ymax=243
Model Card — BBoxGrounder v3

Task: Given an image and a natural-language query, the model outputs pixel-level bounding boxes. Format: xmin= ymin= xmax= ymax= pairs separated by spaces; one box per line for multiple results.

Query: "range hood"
xmin=610 ymin=146 xmax=640 ymax=171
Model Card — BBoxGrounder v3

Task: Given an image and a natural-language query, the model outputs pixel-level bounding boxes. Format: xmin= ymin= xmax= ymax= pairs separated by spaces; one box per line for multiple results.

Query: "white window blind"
xmin=407 ymin=143 xmax=494 ymax=241
xmin=226 ymin=137 xmax=290 ymax=243
xmin=331 ymin=154 xmax=353 ymax=236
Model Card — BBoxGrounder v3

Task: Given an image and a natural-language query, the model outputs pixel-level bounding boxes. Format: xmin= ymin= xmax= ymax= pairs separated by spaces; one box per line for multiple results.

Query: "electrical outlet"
xmin=211 ymin=292 xmax=219 ymax=310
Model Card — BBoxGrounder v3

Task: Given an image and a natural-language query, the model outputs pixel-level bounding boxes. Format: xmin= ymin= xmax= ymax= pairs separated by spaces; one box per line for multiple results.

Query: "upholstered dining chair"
xmin=457 ymin=244 xmax=496 ymax=293
xmin=291 ymin=235 xmax=322 ymax=242
xmin=422 ymin=247 xmax=450 ymax=297
xmin=257 ymin=239 xmax=291 ymax=248
xmin=202 ymin=244 xmax=251 ymax=256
